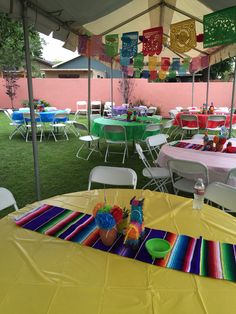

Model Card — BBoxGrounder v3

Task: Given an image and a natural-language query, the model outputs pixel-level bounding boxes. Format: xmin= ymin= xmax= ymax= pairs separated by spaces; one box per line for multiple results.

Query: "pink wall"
xmin=0 ymin=78 xmax=234 ymax=117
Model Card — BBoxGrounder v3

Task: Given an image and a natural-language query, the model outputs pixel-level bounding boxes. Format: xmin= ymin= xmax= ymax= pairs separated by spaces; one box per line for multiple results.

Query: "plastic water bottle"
xmin=193 ymin=178 xmax=205 ymax=210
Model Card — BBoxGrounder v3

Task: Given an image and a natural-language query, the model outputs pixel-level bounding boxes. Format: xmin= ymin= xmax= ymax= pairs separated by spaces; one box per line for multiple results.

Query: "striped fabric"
xmin=15 ymin=204 xmax=236 ymax=282
xmin=171 ymin=141 xmax=234 ymax=154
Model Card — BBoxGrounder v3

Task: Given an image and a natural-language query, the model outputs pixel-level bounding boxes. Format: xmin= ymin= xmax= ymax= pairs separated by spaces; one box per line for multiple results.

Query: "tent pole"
xmin=192 ymin=72 xmax=195 ymax=107
xmin=22 ymin=1 xmax=41 ymax=200
xmin=206 ymin=65 xmax=211 ymax=110
xmin=111 ymin=58 xmax=114 ymax=116
xmin=229 ymin=57 xmax=236 ymax=138
xmin=87 ymin=54 xmax=91 ymax=132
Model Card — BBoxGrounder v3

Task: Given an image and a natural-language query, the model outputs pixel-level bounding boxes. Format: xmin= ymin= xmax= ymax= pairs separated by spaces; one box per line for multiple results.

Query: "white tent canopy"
xmin=1 ymin=0 xmax=236 ymax=65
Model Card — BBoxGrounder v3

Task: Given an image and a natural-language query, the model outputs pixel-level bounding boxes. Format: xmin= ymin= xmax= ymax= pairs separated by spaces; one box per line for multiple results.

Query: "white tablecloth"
xmin=157 ymin=139 xmax=236 ymax=183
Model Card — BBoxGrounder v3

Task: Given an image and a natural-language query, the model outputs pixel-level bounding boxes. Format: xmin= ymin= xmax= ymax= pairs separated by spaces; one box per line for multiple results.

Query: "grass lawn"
xmin=0 ymin=112 xmax=177 ymax=217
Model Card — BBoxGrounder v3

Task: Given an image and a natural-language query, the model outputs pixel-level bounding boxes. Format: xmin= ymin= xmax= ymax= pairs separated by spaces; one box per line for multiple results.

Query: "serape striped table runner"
xmin=15 ymin=204 xmax=236 ymax=282
xmin=169 ymin=141 xmax=236 ymax=154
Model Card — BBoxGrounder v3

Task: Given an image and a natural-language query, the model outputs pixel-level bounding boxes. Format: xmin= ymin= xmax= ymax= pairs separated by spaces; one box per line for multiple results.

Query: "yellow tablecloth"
xmin=0 ymin=189 xmax=236 ymax=314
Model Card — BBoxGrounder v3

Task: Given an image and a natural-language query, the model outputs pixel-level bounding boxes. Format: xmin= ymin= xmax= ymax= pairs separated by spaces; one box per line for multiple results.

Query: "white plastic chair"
xmin=135 ymin=143 xmax=170 ymax=192
xmin=168 ymin=159 xmax=209 ymax=195
xmin=4 ymin=109 xmax=25 ymax=140
xmin=91 ymin=101 xmax=102 ymax=115
xmin=49 ymin=113 xmax=69 ymax=141
xmin=180 ymin=114 xmax=199 ymax=139
xmin=206 ymin=115 xmax=226 ymax=132
xmin=205 ymin=182 xmax=236 ymax=212
xmin=73 ymin=122 xmax=100 ymax=160
xmin=76 ymin=101 xmax=87 ymax=116
xmin=0 ymin=187 xmax=19 ymax=211
xmin=88 ymin=166 xmax=137 ymax=190
xmin=23 ymin=112 xmax=44 ymax=142
xmin=103 ymin=125 xmax=128 ymax=164
xmin=176 ymin=106 xmax=183 ymax=112
xmin=146 ymin=133 xmax=168 ymax=161
xmin=104 ymin=102 xmax=114 ymax=116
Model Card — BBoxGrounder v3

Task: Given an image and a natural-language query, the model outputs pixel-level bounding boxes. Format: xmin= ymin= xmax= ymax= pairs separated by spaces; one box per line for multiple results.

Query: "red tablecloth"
xmin=174 ymin=113 xmax=236 ymax=129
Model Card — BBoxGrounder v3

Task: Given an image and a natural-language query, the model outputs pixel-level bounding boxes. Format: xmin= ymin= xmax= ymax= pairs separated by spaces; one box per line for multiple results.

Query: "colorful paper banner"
xmin=203 ymin=6 xmax=236 ymax=48
xmin=78 ymin=35 xmax=88 ymax=55
xmin=170 ymin=19 xmax=197 ymax=53
xmin=148 ymin=56 xmax=157 ymax=71
xmin=105 ymin=34 xmax=119 ymax=57
xmin=120 ymin=49 xmax=130 ymax=66
xmin=133 ymin=53 xmax=144 ymax=69
xmin=121 ymin=32 xmax=139 ymax=58
xmin=142 ymin=27 xmax=163 ymax=56
xmin=171 ymin=58 xmax=180 ymax=71
xmin=149 ymin=71 xmax=157 ymax=81
xmin=161 ymin=57 xmax=170 ymax=71
xmin=90 ymin=35 xmax=103 ymax=57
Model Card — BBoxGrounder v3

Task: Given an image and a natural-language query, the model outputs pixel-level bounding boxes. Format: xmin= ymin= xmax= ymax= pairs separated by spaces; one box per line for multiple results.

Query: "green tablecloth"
xmin=91 ymin=116 xmax=161 ymax=141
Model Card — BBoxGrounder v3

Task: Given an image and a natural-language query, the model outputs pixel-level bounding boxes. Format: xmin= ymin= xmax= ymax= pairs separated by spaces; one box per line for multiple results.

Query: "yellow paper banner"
xmin=170 ymin=19 xmax=196 ymax=53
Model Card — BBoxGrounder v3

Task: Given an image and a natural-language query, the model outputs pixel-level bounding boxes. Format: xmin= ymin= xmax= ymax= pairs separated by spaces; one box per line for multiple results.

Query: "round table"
xmin=12 ymin=110 xmax=67 ymax=123
xmin=174 ymin=112 xmax=236 ymax=129
xmin=1 ymin=189 xmax=236 ymax=314
xmin=92 ymin=116 xmax=161 ymax=141
xmin=157 ymin=139 xmax=236 ymax=183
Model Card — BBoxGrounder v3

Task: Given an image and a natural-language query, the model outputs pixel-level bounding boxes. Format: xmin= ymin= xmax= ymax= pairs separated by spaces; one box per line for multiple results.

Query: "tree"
xmin=118 ymin=77 xmax=135 ymax=103
xmin=0 ymin=13 xmax=44 ymax=107
xmin=201 ymin=58 xmax=234 ymax=81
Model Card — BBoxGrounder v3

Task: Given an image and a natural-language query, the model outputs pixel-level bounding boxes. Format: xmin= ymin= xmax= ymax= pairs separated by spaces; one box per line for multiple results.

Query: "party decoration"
xmin=182 ymin=57 xmax=191 ymax=70
xmin=196 ymin=34 xmax=204 ymax=42
xmin=170 ymin=19 xmax=197 ymax=53
xmin=121 ymin=32 xmax=139 ymax=58
xmin=148 ymin=56 xmax=157 ymax=71
xmin=105 ymin=34 xmax=119 ymax=57
xmin=142 ymin=70 xmax=149 ymax=79
xmin=124 ymin=197 xmax=145 ymax=249
xmin=120 ymin=49 xmax=130 ymax=66
xmin=78 ymin=35 xmax=88 ymax=55
xmin=133 ymin=53 xmax=144 ymax=69
xmin=203 ymin=6 xmax=236 ymax=48
xmin=168 ymin=70 xmax=176 ymax=79
xmin=161 ymin=57 xmax=170 ymax=71
xmin=149 ymin=71 xmax=157 ymax=81
xmin=201 ymin=55 xmax=209 ymax=68
xmin=127 ymin=66 xmax=134 ymax=77
xmin=189 ymin=56 xmax=201 ymax=73
xmin=134 ymin=69 xmax=141 ymax=78
xmin=158 ymin=70 xmax=167 ymax=80
xmin=142 ymin=26 xmax=163 ymax=56
xmin=90 ymin=35 xmax=103 ymax=57
xmin=171 ymin=58 xmax=180 ymax=71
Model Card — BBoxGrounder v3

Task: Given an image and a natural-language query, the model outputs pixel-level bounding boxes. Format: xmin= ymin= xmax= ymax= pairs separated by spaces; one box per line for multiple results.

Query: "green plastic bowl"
xmin=145 ymin=238 xmax=171 ymax=259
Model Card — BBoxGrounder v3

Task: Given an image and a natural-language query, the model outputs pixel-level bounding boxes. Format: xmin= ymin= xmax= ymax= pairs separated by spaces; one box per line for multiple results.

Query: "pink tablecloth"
xmin=157 ymin=139 xmax=236 ymax=183
xmin=174 ymin=113 xmax=236 ymax=129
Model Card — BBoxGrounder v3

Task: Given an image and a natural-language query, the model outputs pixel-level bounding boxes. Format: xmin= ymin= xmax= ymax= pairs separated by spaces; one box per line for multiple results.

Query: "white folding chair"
xmin=225 ymin=168 xmax=236 ymax=187
xmin=73 ymin=122 xmax=100 ymax=160
xmin=206 ymin=115 xmax=226 ymax=132
xmin=168 ymin=159 xmax=209 ymax=195
xmin=205 ymin=182 xmax=236 ymax=212
xmin=147 ymin=106 xmax=157 ymax=116
xmin=146 ymin=133 xmax=168 ymax=161
xmin=4 ymin=109 xmax=25 ymax=140
xmin=135 ymin=143 xmax=170 ymax=192
xmin=88 ymin=166 xmax=137 ymax=190
xmin=137 ymin=123 xmax=162 ymax=151
xmin=176 ymin=106 xmax=183 ymax=112
xmin=76 ymin=101 xmax=87 ymax=116
xmin=49 ymin=113 xmax=69 ymax=141
xmin=91 ymin=101 xmax=102 ymax=115
xmin=103 ymin=125 xmax=128 ymax=164
xmin=23 ymin=112 xmax=44 ymax=142
xmin=104 ymin=102 xmax=114 ymax=116
xmin=180 ymin=114 xmax=199 ymax=140
xmin=0 ymin=187 xmax=19 ymax=211
xmin=65 ymin=110 xmax=80 ymax=136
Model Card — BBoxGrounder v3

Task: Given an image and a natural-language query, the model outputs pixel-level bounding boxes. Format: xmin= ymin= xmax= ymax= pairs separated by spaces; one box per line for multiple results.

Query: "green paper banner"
xmin=105 ymin=34 xmax=119 ymax=57
xmin=204 ymin=6 xmax=236 ymax=48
